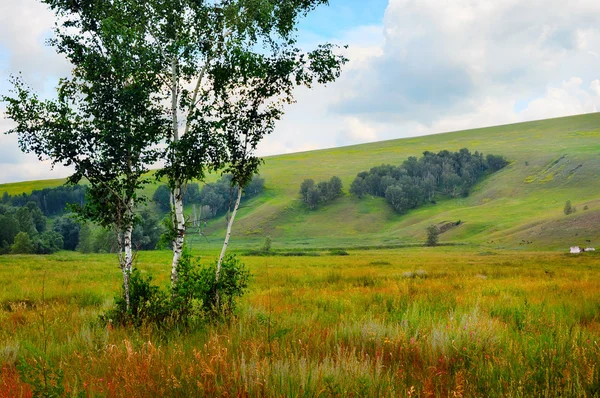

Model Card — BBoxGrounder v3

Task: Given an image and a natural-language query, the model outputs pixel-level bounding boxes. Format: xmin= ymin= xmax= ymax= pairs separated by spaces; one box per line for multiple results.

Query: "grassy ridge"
xmin=1 ymin=113 xmax=599 ymax=250
xmin=0 ymin=178 xmax=68 ymax=196
xmin=1 ymin=248 xmax=600 ymax=396
xmin=233 ymin=113 xmax=600 ymax=250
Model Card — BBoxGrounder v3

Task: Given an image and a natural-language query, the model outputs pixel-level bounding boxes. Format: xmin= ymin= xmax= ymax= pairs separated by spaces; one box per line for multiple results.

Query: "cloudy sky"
xmin=1 ymin=0 xmax=600 ymax=183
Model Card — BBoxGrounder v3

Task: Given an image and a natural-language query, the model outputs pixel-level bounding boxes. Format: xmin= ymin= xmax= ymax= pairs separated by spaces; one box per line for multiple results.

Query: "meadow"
xmin=1 ymin=247 xmax=600 ymax=397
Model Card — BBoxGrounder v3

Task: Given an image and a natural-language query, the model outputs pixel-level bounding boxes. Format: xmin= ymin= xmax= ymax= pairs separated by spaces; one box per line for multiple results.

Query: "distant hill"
xmin=2 ymin=113 xmax=599 ymax=250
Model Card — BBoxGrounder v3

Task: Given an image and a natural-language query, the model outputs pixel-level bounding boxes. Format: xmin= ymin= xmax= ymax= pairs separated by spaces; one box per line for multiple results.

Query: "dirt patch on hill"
xmin=437 ymin=220 xmax=463 ymax=234
xmin=510 ymin=208 xmax=600 ymax=247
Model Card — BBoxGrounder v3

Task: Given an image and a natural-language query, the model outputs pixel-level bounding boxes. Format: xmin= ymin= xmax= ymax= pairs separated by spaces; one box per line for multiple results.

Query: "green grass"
xmin=0 ymin=178 xmax=68 ymax=196
xmin=1 ymin=248 xmax=600 ymax=396
xmin=1 ymin=113 xmax=599 ymax=250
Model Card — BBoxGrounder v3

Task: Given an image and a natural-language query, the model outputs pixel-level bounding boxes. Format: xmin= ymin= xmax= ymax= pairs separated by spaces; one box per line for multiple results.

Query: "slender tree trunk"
xmin=124 ymin=221 xmax=133 ymax=275
xmin=117 ymin=230 xmax=131 ymax=311
xmin=169 ymin=55 xmax=186 ymax=288
xmin=117 ymin=198 xmax=135 ymax=311
xmin=214 ymin=187 xmax=242 ymax=309
xmin=171 ymin=186 xmax=185 ymax=286
xmin=216 ymin=186 xmax=242 ymax=281
xmin=168 ymin=55 xmax=210 ymax=288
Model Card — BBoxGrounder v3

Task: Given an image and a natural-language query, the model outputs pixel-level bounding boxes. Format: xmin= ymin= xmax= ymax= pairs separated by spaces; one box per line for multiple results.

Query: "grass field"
xmin=1 ymin=248 xmax=600 ymax=396
xmin=1 ymin=113 xmax=599 ymax=251
xmin=1 ymin=114 xmax=599 ymax=395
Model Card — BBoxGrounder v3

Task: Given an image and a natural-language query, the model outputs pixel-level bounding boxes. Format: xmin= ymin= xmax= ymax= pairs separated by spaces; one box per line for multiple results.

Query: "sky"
xmin=1 ymin=0 xmax=600 ymax=183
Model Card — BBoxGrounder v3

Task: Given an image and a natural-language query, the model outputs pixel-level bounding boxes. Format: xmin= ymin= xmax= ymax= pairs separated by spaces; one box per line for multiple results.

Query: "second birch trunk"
xmin=215 ymin=186 xmax=242 ymax=307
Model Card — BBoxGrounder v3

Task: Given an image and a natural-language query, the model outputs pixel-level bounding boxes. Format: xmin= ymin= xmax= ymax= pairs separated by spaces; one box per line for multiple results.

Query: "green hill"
xmin=2 ymin=113 xmax=599 ymax=250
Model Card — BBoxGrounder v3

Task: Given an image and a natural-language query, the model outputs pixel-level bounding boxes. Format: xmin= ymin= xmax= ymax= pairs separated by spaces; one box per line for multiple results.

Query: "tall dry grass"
xmin=1 ymin=249 xmax=599 ymax=396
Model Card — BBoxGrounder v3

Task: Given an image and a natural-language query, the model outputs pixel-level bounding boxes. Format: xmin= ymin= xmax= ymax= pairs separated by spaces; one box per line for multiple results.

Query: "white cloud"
xmin=0 ymin=0 xmax=70 ymax=89
xmin=2 ymin=0 xmax=600 ymax=184
xmin=260 ymin=0 xmax=600 ymax=157
xmin=590 ymin=80 xmax=600 ymax=96
xmin=519 ymin=77 xmax=600 ymax=119
xmin=344 ymin=117 xmax=378 ymax=142
xmin=336 ymin=0 xmax=600 ymax=123
xmin=0 ymin=109 xmax=73 ymax=184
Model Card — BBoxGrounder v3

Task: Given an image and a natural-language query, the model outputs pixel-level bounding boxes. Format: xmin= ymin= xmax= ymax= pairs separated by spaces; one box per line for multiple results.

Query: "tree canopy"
xmin=350 ymin=149 xmax=509 ymax=213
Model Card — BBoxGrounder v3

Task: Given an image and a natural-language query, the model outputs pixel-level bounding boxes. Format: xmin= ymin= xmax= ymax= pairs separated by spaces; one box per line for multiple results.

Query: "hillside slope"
xmin=2 ymin=113 xmax=599 ymax=250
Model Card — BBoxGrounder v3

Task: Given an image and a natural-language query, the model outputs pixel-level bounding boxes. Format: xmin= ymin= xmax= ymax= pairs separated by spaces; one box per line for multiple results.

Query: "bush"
xmin=171 ymin=251 xmax=251 ymax=321
xmin=426 ymin=225 xmax=439 ymax=247
xmin=262 ymin=236 xmax=272 ymax=252
xmin=329 ymin=249 xmax=349 ymax=256
xmin=11 ymin=232 xmax=35 ymax=254
xmin=564 ymin=200 xmax=575 ymax=215
xmin=102 ymin=250 xmax=251 ymax=327
xmin=102 ymin=269 xmax=169 ymax=327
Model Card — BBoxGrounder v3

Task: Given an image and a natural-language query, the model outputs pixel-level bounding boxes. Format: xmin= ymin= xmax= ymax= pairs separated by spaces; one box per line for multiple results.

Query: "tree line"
xmin=0 ymin=200 xmax=164 ymax=255
xmin=0 ymin=202 xmax=62 ymax=254
xmin=2 ymin=185 xmax=87 ymax=216
xmin=153 ymin=174 xmax=265 ymax=219
xmin=0 ymin=174 xmax=264 ymax=256
xmin=350 ymin=149 xmax=509 ymax=213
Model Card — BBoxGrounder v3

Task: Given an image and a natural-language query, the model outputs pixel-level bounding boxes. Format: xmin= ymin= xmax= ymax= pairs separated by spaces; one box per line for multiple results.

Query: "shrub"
xmin=102 ymin=269 xmax=169 ymax=327
xmin=17 ymin=354 xmax=65 ymax=398
xmin=329 ymin=249 xmax=349 ymax=256
xmin=11 ymin=232 xmax=35 ymax=254
xmin=102 ymin=250 xmax=251 ymax=327
xmin=172 ymin=251 xmax=250 ymax=320
xmin=564 ymin=200 xmax=575 ymax=215
xmin=426 ymin=225 xmax=440 ymax=247
xmin=262 ymin=236 xmax=272 ymax=252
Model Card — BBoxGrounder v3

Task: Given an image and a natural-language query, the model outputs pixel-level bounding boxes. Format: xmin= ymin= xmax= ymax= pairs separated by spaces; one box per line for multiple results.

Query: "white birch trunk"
xmin=124 ymin=221 xmax=133 ymax=275
xmin=117 ymin=198 xmax=135 ymax=311
xmin=169 ymin=55 xmax=186 ymax=288
xmin=171 ymin=186 xmax=185 ymax=286
xmin=117 ymin=230 xmax=130 ymax=311
xmin=216 ymin=186 xmax=242 ymax=282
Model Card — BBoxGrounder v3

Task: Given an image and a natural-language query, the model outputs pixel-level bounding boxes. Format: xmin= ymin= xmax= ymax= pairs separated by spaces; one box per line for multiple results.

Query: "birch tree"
xmin=13 ymin=0 xmax=347 ymax=291
xmin=140 ymin=0 xmax=347 ymax=287
xmin=210 ymin=44 xmax=346 ymax=292
xmin=2 ymin=1 xmax=167 ymax=309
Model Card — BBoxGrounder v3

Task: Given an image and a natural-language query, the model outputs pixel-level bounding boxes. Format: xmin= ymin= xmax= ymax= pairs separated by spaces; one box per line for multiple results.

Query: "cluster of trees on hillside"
xmin=2 ymin=185 xmax=87 ymax=216
xmin=153 ymin=174 xmax=265 ymax=219
xmin=76 ymin=210 xmax=164 ymax=253
xmin=0 ymin=199 xmax=164 ymax=255
xmin=299 ymin=176 xmax=343 ymax=210
xmin=350 ymin=149 xmax=509 ymax=213
xmin=0 ymin=173 xmax=264 ymax=256
xmin=0 ymin=202 xmax=63 ymax=254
